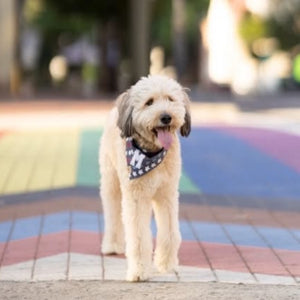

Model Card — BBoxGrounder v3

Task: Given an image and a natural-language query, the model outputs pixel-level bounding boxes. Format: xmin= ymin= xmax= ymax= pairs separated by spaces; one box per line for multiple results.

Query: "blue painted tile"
xmin=179 ymin=220 xmax=196 ymax=240
xmin=3 ymin=211 xmax=300 ymax=252
xmin=191 ymin=221 xmax=231 ymax=244
xmin=98 ymin=213 xmax=104 ymax=231
xmin=181 ymin=128 xmax=300 ymax=199
xmin=292 ymin=229 xmax=300 ymax=241
xmin=10 ymin=216 xmax=41 ymax=240
xmin=42 ymin=212 xmax=70 ymax=235
xmin=223 ymin=224 xmax=267 ymax=248
xmin=257 ymin=227 xmax=300 ymax=251
xmin=72 ymin=211 xmax=99 ymax=232
xmin=0 ymin=221 xmax=13 ymax=242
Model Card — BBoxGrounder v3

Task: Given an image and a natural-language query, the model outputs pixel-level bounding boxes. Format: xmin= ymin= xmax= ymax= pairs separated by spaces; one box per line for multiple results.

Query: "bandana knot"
xmin=126 ymin=137 xmax=167 ymax=179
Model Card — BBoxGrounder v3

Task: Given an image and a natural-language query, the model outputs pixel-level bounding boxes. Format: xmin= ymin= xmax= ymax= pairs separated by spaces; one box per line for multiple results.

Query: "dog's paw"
xmin=154 ymin=253 xmax=178 ymax=274
xmin=101 ymin=240 xmax=125 ymax=255
xmin=126 ymin=268 xmax=150 ymax=282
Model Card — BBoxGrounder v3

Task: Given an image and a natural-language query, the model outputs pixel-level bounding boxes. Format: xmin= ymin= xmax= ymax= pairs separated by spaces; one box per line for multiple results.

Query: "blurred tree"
xmin=151 ymin=0 xmax=209 ymax=82
xmin=239 ymin=14 xmax=267 ymax=46
xmin=239 ymin=0 xmax=300 ymax=52
xmin=27 ymin=0 xmax=128 ymax=92
xmin=267 ymin=0 xmax=300 ymax=51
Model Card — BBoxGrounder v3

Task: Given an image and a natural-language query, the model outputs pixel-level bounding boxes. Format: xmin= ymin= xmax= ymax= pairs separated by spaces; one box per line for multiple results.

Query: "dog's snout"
xmin=160 ymin=113 xmax=172 ymax=125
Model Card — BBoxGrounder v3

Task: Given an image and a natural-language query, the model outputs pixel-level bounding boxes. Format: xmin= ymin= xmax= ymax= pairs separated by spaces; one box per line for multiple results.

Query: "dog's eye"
xmin=167 ymin=96 xmax=175 ymax=102
xmin=145 ymin=98 xmax=154 ymax=106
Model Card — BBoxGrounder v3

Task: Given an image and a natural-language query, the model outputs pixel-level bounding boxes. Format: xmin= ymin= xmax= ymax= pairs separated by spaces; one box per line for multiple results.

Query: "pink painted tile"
xmin=203 ymin=242 xmax=249 ymax=273
xmin=0 ymin=242 xmax=7 ymax=265
xmin=276 ymin=250 xmax=300 ymax=277
xmin=36 ymin=231 xmax=69 ymax=259
xmin=69 ymin=231 xmax=101 ymax=255
xmin=179 ymin=241 xmax=210 ymax=269
xmin=219 ymin=126 xmax=300 ymax=173
xmin=1 ymin=237 xmax=38 ymax=266
xmin=240 ymin=246 xmax=290 ymax=276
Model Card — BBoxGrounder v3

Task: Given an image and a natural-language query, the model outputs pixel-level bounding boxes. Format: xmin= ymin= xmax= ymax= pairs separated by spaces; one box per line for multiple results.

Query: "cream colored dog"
xmin=99 ymin=75 xmax=191 ymax=281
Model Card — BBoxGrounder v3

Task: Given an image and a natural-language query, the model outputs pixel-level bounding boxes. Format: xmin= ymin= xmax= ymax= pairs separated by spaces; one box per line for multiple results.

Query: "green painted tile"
xmin=179 ymin=170 xmax=201 ymax=194
xmin=77 ymin=129 xmax=200 ymax=195
xmin=77 ymin=129 xmax=102 ymax=186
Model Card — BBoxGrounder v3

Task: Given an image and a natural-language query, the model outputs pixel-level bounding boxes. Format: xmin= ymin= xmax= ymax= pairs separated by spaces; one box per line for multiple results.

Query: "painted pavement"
xmin=0 ymin=119 xmax=300 ymax=284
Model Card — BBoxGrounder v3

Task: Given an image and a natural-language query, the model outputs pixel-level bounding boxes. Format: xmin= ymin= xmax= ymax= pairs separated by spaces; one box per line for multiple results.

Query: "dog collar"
xmin=125 ymin=137 xmax=167 ymax=179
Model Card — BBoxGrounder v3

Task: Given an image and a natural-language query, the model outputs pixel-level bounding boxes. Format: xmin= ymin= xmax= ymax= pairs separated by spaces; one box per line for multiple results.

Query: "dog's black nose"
xmin=160 ymin=113 xmax=172 ymax=125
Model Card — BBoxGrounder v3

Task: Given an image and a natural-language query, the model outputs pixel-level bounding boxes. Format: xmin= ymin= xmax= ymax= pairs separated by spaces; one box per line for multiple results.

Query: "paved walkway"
xmin=0 ymin=99 xmax=300 ymax=285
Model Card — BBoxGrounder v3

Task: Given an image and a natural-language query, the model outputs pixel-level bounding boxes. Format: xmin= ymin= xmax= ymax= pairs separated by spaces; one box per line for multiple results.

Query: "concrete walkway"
xmin=0 ymin=99 xmax=300 ymax=286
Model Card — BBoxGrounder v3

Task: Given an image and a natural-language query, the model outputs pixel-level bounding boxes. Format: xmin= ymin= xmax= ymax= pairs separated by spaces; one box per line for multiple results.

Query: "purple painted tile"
xmin=217 ymin=126 xmax=300 ymax=173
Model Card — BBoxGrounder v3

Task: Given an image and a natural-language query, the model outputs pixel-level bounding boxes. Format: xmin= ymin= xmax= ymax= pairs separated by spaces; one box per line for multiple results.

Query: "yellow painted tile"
xmin=0 ymin=134 xmax=15 ymax=156
xmin=3 ymin=132 xmax=44 ymax=195
xmin=0 ymin=133 xmax=29 ymax=194
xmin=27 ymin=132 xmax=60 ymax=192
xmin=52 ymin=129 xmax=79 ymax=189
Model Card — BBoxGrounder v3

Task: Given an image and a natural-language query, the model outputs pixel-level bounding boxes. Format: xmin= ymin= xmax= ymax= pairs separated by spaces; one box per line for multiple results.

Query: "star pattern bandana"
xmin=126 ymin=137 xmax=167 ymax=180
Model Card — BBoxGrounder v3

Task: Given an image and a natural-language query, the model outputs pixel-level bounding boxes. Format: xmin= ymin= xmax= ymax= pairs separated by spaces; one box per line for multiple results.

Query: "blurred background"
xmin=1 ymin=0 xmax=300 ymax=100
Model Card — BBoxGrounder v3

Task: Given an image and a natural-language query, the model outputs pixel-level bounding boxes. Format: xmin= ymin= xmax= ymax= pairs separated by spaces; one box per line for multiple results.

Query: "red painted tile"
xmin=2 ymin=230 xmax=299 ymax=280
xmin=1 ymin=237 xmax=38 ymax=266
xmin=36 ymin=231 xmax=69 ymax=258
xmin=0 ymin=242 xmax=7 ymax=264
xmin=202 ymin=242 xmax=249 ymax=273
xmin=276 ymin=250 xmax=300 ymax=277
xmin=179 ymin=241 xmax=210 ymax=269
xmin=0 ymin=197 xmax=101 ymax=222
xmin=240 ymin=246 xmax=290 ymax=276
xmin=69 ymin=231 xmax=101 ymax=255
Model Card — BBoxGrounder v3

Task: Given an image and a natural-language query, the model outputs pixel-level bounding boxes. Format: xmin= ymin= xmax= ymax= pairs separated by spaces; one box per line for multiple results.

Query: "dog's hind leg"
xmin=152 ymin=190 xmax=181 ymax=273
xmin=100 ymin=159 xmax=125 ymax=255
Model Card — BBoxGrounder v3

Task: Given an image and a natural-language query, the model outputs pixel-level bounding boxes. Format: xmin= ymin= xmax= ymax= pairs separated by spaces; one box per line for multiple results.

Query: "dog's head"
xmin=117 ymin=75 xmax=191 ymax=150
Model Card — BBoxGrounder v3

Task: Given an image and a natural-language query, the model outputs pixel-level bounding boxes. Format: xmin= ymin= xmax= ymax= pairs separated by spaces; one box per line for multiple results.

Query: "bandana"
xmin=126 ymin=137 xmax=167 ymax=179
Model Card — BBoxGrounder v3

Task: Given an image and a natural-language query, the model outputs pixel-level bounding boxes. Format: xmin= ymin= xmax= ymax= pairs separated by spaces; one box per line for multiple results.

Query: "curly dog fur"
xmin=99 ymin=75 xmax=191 ymax=281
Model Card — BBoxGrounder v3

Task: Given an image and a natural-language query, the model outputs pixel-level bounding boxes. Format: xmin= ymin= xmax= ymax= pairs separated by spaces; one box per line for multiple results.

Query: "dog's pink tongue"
xmin=157 ymin=129 xmax=173 ymax=150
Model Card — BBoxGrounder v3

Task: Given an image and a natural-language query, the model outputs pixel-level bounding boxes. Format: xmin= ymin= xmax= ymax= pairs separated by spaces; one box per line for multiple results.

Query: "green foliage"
xmin=151 ymin=0 xmax=172 ymax=54
xmin=293 ymin=54 xmax=300 ymax=83
xmin=266 ymin=18 xmax=300 ymax=51
xmin=239 ymin=13 xmax=268 ymax=45
xmin=33 ymin=8 xmax=94 ymax=35
xmin=239 ymin=0 xmax=300 ymax=51
xmin=186 ymin=0 xmax=210 ymax=41
xmin=151 ymin=0 xmax=210 ymax=56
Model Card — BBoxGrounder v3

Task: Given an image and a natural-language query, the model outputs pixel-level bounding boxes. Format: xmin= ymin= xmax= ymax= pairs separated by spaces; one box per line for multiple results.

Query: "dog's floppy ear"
xmin=116 ymin=91 xmax=134 ymax=138
xmin=180 ymin=90 xmax=191 ymax=137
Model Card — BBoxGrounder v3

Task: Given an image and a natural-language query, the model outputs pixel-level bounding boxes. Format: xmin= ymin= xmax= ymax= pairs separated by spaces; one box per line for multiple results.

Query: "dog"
xmin=99 ymin=75 xmax=191 ymax=281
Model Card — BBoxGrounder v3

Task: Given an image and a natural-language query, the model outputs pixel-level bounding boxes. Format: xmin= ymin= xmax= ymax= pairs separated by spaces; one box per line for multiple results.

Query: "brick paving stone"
xmin=103 ymin=256 xmax=127 ymax=281
xmin=0 ymin=260 xmax=33 ymax=281
xmin=0 ymin=197 xmax=101 ymax=222
xmin=255 ymin=273 xmax=296 ymax=285
xmin=36 ymin=232 xmax=69 ymax=259
xmin=275 ymin=250 xmax=300 ymax=277
xmin=178 ymin=241 xmax=211 ymax=269
xmin=271 ymin=211 xmax=300 ymax=228
xmin=201 ymin=242 xmax=250 ymax=274
xmin=239 ymin=246 xmax=291 ymax=276
xmin=33 ymin=253 xmax=68 ymax=281
xmin=68 ymin=253 xmax=102 ymax=280
xmin=215 ymin=269 xmax=256 ymax=284
xmin=1 ymin=237 xmax=39 ymax=266
xmin=69 ymin=231 xmax=102 ymax=255
xmin=177 ymin=265 xmax=215 ymax=282
xmin=0 ymin=100 xmax=299 ymax=285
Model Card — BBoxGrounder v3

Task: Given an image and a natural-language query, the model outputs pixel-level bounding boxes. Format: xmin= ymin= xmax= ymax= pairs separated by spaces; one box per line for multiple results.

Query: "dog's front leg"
xmin=153 ymin=191 xmax=181 ymax=273
xmin=122 ymin=189 xmax=153 ymax=282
